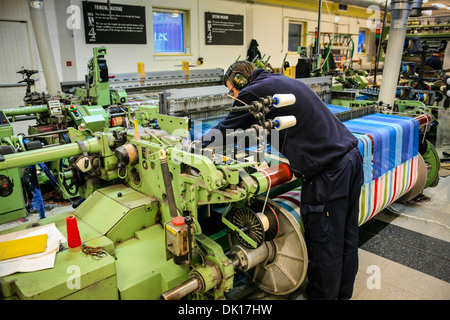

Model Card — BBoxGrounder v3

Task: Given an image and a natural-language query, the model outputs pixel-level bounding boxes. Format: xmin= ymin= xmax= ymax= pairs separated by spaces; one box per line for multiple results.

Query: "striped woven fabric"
xmin=273 ymin=188 xmax=304 ymax=232
xmin=273 ymin=155 xmax=418 ymax=228
xmin=194 ymin=104 xmax=421 ymax=227
xmin=358 ymin=155 xmax=418 ymax=225
xmin=273 ymin=112 xmax=420 ymax=227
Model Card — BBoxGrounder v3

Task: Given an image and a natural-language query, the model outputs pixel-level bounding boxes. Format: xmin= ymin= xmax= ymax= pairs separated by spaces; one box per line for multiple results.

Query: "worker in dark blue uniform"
xmin=425 ymin=50 xmax=444 ymax=70
xmin=203 ymin=61 xmax=364 ymax=300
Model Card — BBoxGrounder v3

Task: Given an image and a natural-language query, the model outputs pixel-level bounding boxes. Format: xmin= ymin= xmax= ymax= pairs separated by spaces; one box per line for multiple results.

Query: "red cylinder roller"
xmin=259 ymin=163 xmax=293 ymax=188
xmin=414 ymin=113 xmax=432 ymax=126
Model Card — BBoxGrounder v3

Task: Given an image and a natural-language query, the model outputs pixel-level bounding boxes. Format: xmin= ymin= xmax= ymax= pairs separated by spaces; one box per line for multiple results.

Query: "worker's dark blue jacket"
xmin=425 ymin=55 xmax=443 ymax=70
xmin=203 ymin=69 xmax=358 ymax=180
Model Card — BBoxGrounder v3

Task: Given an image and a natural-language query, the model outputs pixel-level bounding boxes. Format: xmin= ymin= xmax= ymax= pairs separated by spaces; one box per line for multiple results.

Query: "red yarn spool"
xmin=66 ymin=215 xmax=82 ymax=252
xmin=260 ymin=163 xmax=293 ymax=189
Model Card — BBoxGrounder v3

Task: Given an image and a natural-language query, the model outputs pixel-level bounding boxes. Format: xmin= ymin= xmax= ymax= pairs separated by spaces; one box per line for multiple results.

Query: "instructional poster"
xmin=82 ymin=1 xmax=146 ymax=44
xmin=205 ymin=12 xmax=244 ymax=45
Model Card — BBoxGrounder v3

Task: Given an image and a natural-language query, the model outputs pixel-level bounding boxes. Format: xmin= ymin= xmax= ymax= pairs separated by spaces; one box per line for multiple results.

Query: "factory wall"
xmin=250 ymin=3 xmax=374 ymax=70
xmin=0 ymin=0 xmax=376 ymax=103
xmin=66 ymin=0 xmax=376 ymax=79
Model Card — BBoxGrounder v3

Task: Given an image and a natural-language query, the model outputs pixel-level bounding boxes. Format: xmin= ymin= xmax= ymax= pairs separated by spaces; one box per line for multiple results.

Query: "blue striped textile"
xmin=325 ymin=104 xmax=352 ymax=114
xmin=361 ymin=114 xmax=418 ymax=161
xmin=343 ymin=114 xmax=419 ymax=179
xmin=188 ymin=105 xmax=419 ymax=183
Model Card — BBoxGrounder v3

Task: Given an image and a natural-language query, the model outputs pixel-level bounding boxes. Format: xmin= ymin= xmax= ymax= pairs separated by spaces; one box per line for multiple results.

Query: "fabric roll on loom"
xmin=195 ymin=103 xmax=431 ymax=229
xmin=273 ymin=106 xmax=428 ymax=228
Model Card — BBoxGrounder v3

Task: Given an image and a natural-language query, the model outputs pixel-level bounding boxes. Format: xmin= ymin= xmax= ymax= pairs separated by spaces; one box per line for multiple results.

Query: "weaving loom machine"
xmin=196 ymin=103 xmax=436 ymax=236
xmin=0 ymin=0 xmax=438 ymax=299
xmin=0 ymin=91 xmax=436 ymax=299
xmin=270 ymin=105 xmax=434 ymax=234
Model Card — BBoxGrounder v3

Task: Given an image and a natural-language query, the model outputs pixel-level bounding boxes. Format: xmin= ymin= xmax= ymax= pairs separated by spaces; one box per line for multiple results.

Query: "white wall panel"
xmin=0 ymin=21 xmax=34 ymax=108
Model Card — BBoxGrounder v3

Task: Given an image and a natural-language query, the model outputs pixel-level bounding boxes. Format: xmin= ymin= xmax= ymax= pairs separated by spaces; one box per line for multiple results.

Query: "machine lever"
xmin=159 ymin=149 xmax=178 ymax=218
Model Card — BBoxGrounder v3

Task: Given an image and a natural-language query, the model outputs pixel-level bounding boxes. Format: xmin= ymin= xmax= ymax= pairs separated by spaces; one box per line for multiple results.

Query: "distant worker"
xmin=425 ymin=50 xmax=444 ymax=70
xmin=202 ymin=61 xmax=364 ymax=300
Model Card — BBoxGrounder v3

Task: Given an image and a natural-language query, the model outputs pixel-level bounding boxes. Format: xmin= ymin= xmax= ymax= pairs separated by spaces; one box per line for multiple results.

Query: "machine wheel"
xmin=228 ymin=196 xmax=308 ymax=295
xmin=421 ymin=140 xmax=440 ymax=189
xmin=59 ymin=157 xmax=80 ymax=197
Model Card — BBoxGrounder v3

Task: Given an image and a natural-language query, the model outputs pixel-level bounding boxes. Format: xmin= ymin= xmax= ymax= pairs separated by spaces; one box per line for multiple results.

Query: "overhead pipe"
xmin=378 ymin=0 xmax=414 ymax=107
xmin=29 ymin=0 xmax=62 ymax=95
xmin=410 ymin=0 xmax=425 ymax=17
xmin=328 ymin=0 xmax=388 ymax=9
xmin=317 ymin=0 xmax=322 ymax=56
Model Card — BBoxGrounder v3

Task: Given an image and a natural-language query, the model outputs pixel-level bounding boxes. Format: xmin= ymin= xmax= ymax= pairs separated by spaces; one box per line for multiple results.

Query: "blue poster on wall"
xmin=153 ymin=11 xmax=184 ymax=53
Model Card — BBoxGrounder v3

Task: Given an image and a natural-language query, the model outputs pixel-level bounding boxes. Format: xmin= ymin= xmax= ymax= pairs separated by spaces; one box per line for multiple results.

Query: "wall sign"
xmin=205 ymin=12 xmax=243 ymax=45
xmin=82 ymin=1 xmax=146 ymax=44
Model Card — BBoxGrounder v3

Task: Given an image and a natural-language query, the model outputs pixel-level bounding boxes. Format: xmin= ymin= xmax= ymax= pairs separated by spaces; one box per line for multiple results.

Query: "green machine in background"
xmin=74 ymin=47 xmax=128 ymax=107
xmin=0 ymin=47 xmax=153 ymax=202
xmin=0 ymin=111 xmax=27 ymax=224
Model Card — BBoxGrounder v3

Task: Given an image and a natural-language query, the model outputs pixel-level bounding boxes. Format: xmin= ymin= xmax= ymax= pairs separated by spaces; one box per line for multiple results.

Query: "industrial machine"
xmin=0 ymin=111 xmax=28 ymax=224
xmin=16 ymin=68 xmax=50 ymax=105
xmin=329 ymin=1 xmax=448 ymax=170
xmin=1 ymin=45 xmax=336 ymax=209
xmin=0 ymin=46 xmax=161 ymax=206
xmin=0 ymin=0 xmax=443 ymax=299
xmin=0 ymin=89 xmax=436 ymax=299
xmin=0 ymin=94 xmax=307 ymax=299
xmin=324 ymin=0 xmax=448 ymax=126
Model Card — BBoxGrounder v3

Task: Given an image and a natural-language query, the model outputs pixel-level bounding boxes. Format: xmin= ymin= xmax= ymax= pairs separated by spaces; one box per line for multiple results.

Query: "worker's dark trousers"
xmin=301 ymin=148 xmax=364 ymax=300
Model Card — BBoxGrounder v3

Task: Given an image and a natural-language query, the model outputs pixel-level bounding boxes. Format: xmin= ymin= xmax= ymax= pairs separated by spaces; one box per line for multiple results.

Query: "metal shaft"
xmin=317 ymin=0 xmax=322 ymax=56
xmin=3 ymin=105 xmax=49 ymax=116
xmin=0 ymin=137 xmax=102 ymax=171
xmin=23 ymin=130 xmax=69 ymax=139
xmin=161 ymin=278 xmax=200 ymax=300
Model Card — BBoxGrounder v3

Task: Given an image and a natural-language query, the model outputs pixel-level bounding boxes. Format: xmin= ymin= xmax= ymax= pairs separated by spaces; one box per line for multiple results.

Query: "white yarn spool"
xmin=257 ymin=212 xmax=270 ymax=231
xmin=273 ymin=116 xmax=297 ymax=130
xmin=273 ymin=94 xmax=296 ymax=108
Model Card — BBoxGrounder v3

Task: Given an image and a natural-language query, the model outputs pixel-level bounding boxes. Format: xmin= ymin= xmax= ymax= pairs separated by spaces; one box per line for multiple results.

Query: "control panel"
xmin=67 ymin=105 xmax=83 ymax=122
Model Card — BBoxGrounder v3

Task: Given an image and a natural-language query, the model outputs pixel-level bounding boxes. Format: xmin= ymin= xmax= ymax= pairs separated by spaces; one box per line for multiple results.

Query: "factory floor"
xmin=352 ymin=177 xmax=450 ymax=300
xmin=229 ymin=161 xmax=450 ymax=301
xmin=1 ymin=158 xmax=449 ymax=301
